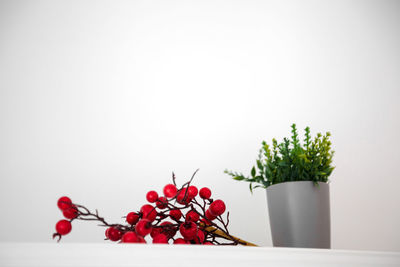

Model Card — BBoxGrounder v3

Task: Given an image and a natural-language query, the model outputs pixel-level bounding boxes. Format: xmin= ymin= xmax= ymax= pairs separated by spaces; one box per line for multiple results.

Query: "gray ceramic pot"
xmin=266 ymin=181 xmax=330 ymax=248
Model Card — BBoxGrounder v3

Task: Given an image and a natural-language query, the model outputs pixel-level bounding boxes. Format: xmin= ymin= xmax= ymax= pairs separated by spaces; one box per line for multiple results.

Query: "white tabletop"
xmin=0 ymin=243 xmax=399 ymax=267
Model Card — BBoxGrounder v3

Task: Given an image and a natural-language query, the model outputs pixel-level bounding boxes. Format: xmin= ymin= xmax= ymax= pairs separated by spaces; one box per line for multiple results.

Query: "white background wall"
xmin=0 ymin=0 xmax=399 ymax=252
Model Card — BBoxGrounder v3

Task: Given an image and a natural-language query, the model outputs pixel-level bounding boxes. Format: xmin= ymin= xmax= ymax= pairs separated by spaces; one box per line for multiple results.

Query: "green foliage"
xmin=225 ymin=124 xmax=335 ymax=192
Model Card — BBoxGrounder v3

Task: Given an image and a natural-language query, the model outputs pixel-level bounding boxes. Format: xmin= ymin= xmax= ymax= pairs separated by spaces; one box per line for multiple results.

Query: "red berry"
xmin=163 ymin=184 xmax=178 ymax=198
xmin=126 ymin=212 xmax=140 ymax=225
xmin=199 ymin=188 xmax=211 ymax=199
xmin=135 ymin=219 xmax=153 ymax=237
xmin=169 ymin=209 xmax=182 ymax=220
xmin=140 ymin=204 xmax=157 ymax=222
xmin=174 ymin=238 xmax=188 ymax=244
xmin=187 ymin=186 xmax=198 ymax=198
xmin=150 ymin=227 xmax=162 ymax=238
xmin=205 ymin=209 xmax=217 ymax=221
xmin=55 ymin=220 xmax=72 ymax=235
xmin=179 ymin=221 xmax=198 ymax=240
xmin=186 ymin=210 xmax=200 ymax=222
xmin=176 ymin=189 xmax=191 ymax=205
xmin=122 ymin=231 xmax=139 ymax=243
xmin=194 ymin=230 xmax=205 ymax=244
xmin=106 ymin=227 xmax=122 ymax=241
xmin=160 ymin=221 xmax=177 ymax=239
xmin=153 ymin=233 xmax=168 ymax=244
xmin=209 ymin=199 xmax=226 ymax=216
xmin=146 ymin=191 xmax=158 ymax=203
xmin=137 ymin=236 xmax=147 ymax=243
xmin=150 ymin=222 xmax=176 ymax=239
xmin=57 ymin=196 xmax=72 ymax=211
xmin=156 ymin=197 xmax=168 ymax=209
xmin=62 ymin=205 xmax=78 ymax=219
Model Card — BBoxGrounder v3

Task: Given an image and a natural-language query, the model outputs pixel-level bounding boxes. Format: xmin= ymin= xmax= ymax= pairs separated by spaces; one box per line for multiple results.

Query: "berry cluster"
xmin=53 ymin=170 xmax=252 ymax=246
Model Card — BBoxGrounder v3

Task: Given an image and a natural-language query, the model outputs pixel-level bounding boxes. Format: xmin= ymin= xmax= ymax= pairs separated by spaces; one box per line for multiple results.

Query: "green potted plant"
xmin=225 ymin=124 xmax=334 ymax=248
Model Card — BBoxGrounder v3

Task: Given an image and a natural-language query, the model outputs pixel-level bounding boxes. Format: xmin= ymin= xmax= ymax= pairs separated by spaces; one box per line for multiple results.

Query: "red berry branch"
xmin=53 ymin=170 xmax=257 ymax=246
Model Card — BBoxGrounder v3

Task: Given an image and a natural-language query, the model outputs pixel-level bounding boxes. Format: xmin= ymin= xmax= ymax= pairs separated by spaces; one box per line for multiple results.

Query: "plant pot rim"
xmin=267 ymin=181 xmax=329 ymax=190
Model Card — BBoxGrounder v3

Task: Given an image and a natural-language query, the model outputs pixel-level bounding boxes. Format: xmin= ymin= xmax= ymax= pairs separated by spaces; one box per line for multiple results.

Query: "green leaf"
xmin=251 ymin=166 xmax=256 ymax=177
xmin=253 ymin=185 xmax=264 ymax=189
xmin=262 ymin=180 xmax=271 ymax=187
xmin=256 ymin=160 xmax=263 ymax=170
xmin=278 ymin=161 xmax=288 ymax=167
